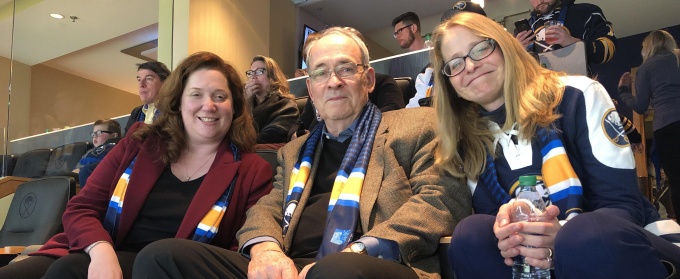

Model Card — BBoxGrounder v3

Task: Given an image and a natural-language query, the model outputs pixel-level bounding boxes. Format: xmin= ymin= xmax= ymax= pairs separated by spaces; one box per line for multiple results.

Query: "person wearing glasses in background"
xmin=73 ymin=119 xmax=121 ymax=187
xmin=130 ymin=26 xmax=470 ymax=279
xmin=244 ymin=55 xmax=299 ymax=145
xmin=430 ymin=12 xmax=680 ymax=279
xmin=124 ymin=61 xmax=171 ymax=135
xmin=392 ymin=11 xmax=431 ymax=52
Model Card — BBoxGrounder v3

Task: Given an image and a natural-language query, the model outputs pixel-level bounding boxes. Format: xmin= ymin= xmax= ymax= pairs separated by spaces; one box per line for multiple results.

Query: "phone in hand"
xmin=514 ymin=19 xmax=532 ymax=33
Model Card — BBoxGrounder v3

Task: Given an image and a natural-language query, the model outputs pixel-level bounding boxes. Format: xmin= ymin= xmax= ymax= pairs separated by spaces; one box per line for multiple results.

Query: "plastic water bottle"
xmin=511 ymin=175 xmax=551 ymax=279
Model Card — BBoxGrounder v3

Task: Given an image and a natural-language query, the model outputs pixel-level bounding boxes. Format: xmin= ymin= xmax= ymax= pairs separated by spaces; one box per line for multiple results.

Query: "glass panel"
xmin=0 ymin=0 xmax=15 ymax=176
xmin=6 ymin=0 xmax=164 ymax=158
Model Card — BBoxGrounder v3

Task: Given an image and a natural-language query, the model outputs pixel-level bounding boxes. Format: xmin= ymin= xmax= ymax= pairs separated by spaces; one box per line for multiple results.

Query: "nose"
xmin=202 ymin=97 xmax=218 ymax=111
xmin=463 ymin=57 xmax=479 ymax=73
xmin=326 ymin=71 xmax=344 ymax=88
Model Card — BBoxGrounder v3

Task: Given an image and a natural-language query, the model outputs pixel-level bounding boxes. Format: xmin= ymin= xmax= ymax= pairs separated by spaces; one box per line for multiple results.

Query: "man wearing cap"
xmin=515 ymin=0 xmax=616 ymax=67
xmin=392 ymin=12 xmax=429 ymax=52
xmin=406 ymin=1 xmax=486 ymax=108
xmin=123 ymin=61 xmax=171 ymax=134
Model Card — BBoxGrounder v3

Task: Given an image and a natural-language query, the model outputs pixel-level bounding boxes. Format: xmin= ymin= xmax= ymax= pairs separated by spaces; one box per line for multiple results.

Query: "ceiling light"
xmin=50 ymin=13 xmax=64 ymax=19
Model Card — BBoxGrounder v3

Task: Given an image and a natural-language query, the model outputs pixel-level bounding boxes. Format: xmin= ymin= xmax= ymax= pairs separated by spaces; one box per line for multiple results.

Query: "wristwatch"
xmin=349 ymin=242 xmax=367 ymax=254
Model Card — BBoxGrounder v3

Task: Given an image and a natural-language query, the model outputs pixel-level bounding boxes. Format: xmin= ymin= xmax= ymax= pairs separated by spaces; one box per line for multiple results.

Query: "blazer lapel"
xmin=115 ymin=138 xmax=166 ymax=245
xmin=175 ymin=140 xmax=238 ymax=239
xmin=360 ymin=122 xmax=388 ymax=227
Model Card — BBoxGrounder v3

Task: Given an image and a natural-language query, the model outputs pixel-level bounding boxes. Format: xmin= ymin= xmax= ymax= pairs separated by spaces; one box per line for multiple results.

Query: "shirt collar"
xmin=322 ymin=117 xmax=360 ymax=143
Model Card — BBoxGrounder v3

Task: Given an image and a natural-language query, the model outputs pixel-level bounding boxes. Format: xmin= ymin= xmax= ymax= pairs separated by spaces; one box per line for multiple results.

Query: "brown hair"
xmin=132 ymin=52 xmax=256 ymax=163
xmin=93 ymin=119 xmax=121 ymax=137
xmin=431 ymin=13 xmax=564 ymax=179
xmin=251 ymin=55 xmax=293 ymax=99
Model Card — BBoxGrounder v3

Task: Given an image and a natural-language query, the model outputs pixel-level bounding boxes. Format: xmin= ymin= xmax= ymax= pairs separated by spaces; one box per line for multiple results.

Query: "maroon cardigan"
xmin=35 ymin=124 xmax=273 ymax=257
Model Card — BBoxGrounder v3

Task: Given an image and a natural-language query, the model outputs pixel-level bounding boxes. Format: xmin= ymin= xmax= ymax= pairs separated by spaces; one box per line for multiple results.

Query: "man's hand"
xmin=515 ymin=30 xmax=536 ymax=48
xmin=298 ymin=263 xmax=316 ymax=279
xmin=545 ymin=26 xmax=579 ymax=46
xmin=87 ymin=242 xmax=123 ymax=279
xmin=248 ymin=242 xmax=298 ymax=279
xmin=619 ymin=72 xmax=632 ymax=88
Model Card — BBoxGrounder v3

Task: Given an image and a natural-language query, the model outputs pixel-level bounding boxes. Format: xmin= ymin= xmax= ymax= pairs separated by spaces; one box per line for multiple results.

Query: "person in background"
xmin=244 ymin=55 xmax=299 ymax=144
xmin=406 ymin=1 xmax=486 ymax=108
xmin=130 ymin=26 xmax=469 ymax=279
xmin=514 ymin=0 xmax=616 ymax=70
xmin=0 ymin=52 xmax=273 ymax=279
xmin=124 ymin=61 xmax=171 ymax=134
xmin=73 ymin=119 xmax=122 ymax=187
xmin=618 ymin=29 xmax=680 ymax=221
xmin=392 ymin=11 xmax=430 ymax=52
xmin=291 ymin=27 xmax=405 ymax=140
xmin=431 ymin=12 xmax=680 ymax=279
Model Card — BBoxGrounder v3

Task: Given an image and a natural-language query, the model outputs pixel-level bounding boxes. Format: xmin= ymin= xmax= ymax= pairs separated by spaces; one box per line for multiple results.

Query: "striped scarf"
xmin=282 ymin=103 xmax=381 ymax=260
xmin=479 ymin=125 xmax=583 ymax=220
xmin=103 ymin=143 xmax=240 ymax=243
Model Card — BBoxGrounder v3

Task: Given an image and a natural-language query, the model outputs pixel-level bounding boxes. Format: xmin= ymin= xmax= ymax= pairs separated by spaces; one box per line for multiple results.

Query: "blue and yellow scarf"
xmin=103 ymin=143 xmax=240 ymax=243
xmin=282 ymin=103 xmax=381 ymax=260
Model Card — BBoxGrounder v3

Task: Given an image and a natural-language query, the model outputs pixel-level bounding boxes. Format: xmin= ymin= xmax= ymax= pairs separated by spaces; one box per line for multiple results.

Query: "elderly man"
xmin=131 ymin=27 xmax=471 ymax=279
xmin=123 ymin=61 xmax=171 ymax=134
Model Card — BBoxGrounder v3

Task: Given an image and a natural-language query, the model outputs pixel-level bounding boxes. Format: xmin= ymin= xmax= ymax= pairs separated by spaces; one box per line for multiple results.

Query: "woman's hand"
xmin=619 ymin=72 xmax=632 ymax=88
xmin=495 ymin=203 xmax=561 ymax=269
xmin=244 ymin=80 xmax=261 ymax=100
xmin=248 ymin=242 xmax=298 ymax=279
xmin=87 ymin=242 xmax=123 ymax=279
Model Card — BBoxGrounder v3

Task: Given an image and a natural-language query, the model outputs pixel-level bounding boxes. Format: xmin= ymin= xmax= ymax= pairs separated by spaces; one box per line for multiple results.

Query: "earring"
xmin=315 ymin=108 xmax=322 ymax=121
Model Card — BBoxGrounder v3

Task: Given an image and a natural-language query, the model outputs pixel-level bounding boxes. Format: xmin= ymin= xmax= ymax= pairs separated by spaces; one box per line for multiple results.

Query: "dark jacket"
xmin=251 ymin=92 xmax=299 ymax=144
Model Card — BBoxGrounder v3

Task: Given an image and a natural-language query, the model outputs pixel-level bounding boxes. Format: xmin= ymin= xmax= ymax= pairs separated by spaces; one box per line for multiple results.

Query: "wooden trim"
xmin=0 ymin=176 xmax=32 ymax=199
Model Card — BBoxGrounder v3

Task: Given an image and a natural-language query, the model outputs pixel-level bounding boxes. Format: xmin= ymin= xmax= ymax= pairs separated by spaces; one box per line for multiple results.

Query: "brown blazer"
xmin=237 ymin=107 xmax=472 ymax=278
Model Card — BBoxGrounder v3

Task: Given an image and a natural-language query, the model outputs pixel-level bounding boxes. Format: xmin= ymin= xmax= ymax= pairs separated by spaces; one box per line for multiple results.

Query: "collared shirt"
xmin=142 ymin=103 xmax=156 ymax=124
xmin=322 ymin=117 xmax=359 ymax=143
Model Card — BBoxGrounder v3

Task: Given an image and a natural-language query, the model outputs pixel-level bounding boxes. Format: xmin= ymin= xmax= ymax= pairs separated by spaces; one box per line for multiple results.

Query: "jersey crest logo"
xmin=601 ymin=108 xmax=630 ymax=147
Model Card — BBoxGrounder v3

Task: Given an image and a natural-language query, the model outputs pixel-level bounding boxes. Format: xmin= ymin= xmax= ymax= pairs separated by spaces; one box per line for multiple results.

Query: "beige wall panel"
xmin=28 ymin=64 xmax=140 ymax=136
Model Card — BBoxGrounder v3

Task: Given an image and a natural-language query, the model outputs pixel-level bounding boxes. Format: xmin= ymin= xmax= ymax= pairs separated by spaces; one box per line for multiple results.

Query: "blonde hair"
xmin=431 ymin=13 xmax=565 ymax=179
xmin=641 ymin=30 xmax=680 ymax=64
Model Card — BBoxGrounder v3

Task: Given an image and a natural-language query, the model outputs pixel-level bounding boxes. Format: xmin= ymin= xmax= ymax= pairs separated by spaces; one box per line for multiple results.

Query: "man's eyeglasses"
xmin=245 ymin=68 xmax=266 ymax=78
xmin=308 ymin=63 xmax=368 ymax=84
xmin=441 ymin=38 xmax=497 ymax=77
xmin=90 ymin=130 xmax=112 ymax=138
xmin=393 ymin=24 xmax=413 ymax=38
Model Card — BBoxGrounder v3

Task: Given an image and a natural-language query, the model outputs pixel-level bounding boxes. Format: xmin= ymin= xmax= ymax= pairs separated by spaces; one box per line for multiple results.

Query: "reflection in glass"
xmin=4 ymin=0 xmax=162 ymax=157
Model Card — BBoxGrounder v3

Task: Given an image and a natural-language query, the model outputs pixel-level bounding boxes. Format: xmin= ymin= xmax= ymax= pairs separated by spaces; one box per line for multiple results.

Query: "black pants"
xmin=655 ymin=121 xmax=680 ymax=219
xmin=0 ymin=251 xmax=137 ymax=279
xmin=132 ymin=238 xmax=419 ymax=279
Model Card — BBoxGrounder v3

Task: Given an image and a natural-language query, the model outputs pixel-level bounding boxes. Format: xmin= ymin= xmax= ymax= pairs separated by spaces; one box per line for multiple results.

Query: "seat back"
xmin=394 ymin=77 xmax=415 ymax=105
xmin=255 ymin=149 xmax=278 ymax=177
xmin=44 ymin=142 xmax=89 ymax=177
xmin=0 ymin=155 xmax=17 ymax=177
xmin=0 ymin=176 xmax=76 ymax=247
xmin=12 ymin=149 xmax=52 ymax=178
xmin=295 ymin=96 xmax=308 ymax=114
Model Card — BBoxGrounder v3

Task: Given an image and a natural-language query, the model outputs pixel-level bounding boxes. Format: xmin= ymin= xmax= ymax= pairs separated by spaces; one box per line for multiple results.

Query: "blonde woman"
xmin=431 ymin=13 xmax=680 ymax=279
xmin=619 ymin=30 xmax=680 ymax=220
xmin=244 ymin=55 xmax=300 ymax=144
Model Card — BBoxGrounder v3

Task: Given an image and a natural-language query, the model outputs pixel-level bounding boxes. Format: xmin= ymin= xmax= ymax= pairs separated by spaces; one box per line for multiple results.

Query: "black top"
xmin=119 ymin=166 xmax=204 ymax=252
xmin=288 ymin=137 xmax=352 ymax=259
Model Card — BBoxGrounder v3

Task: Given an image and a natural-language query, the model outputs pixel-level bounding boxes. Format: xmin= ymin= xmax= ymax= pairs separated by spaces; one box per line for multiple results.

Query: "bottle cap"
xmin=518 ymin=175 xmax=537 ymax=186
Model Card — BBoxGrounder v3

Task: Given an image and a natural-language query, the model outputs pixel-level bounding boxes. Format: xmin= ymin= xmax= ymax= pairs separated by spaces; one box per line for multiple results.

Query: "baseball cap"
xmin=441 ymin=1 xmax=487 ymax=22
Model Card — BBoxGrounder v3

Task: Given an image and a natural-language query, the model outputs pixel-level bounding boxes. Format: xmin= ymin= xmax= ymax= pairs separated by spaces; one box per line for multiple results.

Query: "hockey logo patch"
xmin=453 ymin=1 xmax=467 ymax=10
xmin=601 ymin=108 xmax=630 ymax=147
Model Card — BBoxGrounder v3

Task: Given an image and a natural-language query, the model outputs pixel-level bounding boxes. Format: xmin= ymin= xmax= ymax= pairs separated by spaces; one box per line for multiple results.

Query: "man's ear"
xmin=306 ymin=77 xmax=315 ymax=103
xmin=411 ymin=24 xmax=418 ymax=33
xmin=364 ymin=67 xmax=376 ymax=94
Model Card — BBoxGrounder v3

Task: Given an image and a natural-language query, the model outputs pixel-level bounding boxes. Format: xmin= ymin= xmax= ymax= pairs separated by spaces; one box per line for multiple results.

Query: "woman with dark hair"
xmin=619 ymin=30 xmax=680 ymax=219
xmin=244 ymin=55 xmax=299 ymax=144
xmin=0 ymin=52 xmax=273 ymax=279
xmin=431 ymin=13 xmax=680 ymax=279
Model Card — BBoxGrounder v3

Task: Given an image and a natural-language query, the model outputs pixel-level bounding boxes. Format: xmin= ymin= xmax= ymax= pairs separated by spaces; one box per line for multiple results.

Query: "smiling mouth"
xmin=199 ymin=117 xmax=218 ymax=122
